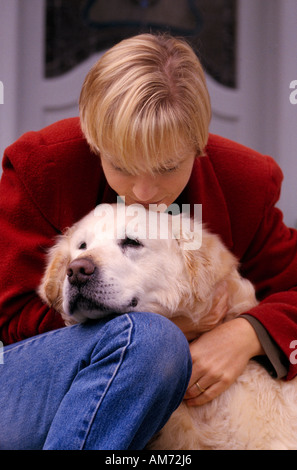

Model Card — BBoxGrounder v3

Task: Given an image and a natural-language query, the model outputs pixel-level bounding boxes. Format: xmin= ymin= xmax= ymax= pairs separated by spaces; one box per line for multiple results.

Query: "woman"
xmin=0 ymin=33 xmax=296 ymax=450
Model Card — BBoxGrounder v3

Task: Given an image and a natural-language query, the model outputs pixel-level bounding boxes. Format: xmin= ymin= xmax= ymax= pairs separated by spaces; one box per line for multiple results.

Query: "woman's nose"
xmin=132 ymin=175 xmax=159 ymax=202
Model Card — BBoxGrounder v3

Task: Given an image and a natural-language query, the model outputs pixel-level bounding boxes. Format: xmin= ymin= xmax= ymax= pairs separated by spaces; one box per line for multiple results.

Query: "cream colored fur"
xmin=39 ymin=204 xmax=297 ymax=450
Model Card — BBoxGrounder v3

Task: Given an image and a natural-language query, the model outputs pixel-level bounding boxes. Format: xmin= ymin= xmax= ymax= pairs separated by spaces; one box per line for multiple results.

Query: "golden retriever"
xmin=39 ymin=203 xmax=297 ymax=450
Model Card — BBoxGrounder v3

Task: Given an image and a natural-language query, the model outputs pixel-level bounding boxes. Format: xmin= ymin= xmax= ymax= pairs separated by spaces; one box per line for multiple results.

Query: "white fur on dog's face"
xmin=39 ymin=203 xmax=254 ymax=327
xmin=42 ymin=204 xmax=198 ymax=324
xmin=64 ymin=208 xmax=189 ymax=322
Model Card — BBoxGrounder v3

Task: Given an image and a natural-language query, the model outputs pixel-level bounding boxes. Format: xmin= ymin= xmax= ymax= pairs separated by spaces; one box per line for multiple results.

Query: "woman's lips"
xmin=136 ymin=200 xmax=165 ymax=209
xmin=124 ymin=196 xmax=169 ymax=210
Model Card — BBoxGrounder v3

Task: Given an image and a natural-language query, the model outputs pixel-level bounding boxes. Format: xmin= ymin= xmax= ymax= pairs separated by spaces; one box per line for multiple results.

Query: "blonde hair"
xmin=79 ymin=33 xmax=211 ymax=174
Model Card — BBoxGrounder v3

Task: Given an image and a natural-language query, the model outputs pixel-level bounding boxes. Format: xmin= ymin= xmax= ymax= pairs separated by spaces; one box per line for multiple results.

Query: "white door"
xmin=0 ymin=0 xmax=296 ymax=227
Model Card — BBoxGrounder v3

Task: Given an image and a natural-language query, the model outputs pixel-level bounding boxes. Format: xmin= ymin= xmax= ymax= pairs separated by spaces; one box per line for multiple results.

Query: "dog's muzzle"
xmin=67 ymin=257 xmax=96 ymax=286
xmin=65 ymin=257 xmax=139 ymax=319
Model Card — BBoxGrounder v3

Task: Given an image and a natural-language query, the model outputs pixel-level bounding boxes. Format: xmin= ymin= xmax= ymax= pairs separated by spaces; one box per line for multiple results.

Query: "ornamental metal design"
xmin=45 ymin=0 xmax=237 ymax=88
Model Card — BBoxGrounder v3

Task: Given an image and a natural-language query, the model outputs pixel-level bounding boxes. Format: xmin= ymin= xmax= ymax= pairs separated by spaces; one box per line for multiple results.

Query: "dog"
xmin=39 ymin=203 xmax=297 ymax=450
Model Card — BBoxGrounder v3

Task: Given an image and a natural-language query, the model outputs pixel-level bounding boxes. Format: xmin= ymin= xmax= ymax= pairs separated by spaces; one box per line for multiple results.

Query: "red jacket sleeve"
xmin=203 ymin=136 xmax=297 ymax=380
xmin=0 ymin=153 xmax=65 ymax=344
xmin=0 ymin=119 xmax=108 ymax=345
xmin=238 ymin=157 xmax=297 ymax=380
xmin=0 ymin=118 xmax=113 ymax=345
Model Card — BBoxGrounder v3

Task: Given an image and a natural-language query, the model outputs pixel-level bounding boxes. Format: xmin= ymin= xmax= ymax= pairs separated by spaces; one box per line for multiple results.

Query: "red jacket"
xmin=1 ymin=117 xmax=297 ymax=379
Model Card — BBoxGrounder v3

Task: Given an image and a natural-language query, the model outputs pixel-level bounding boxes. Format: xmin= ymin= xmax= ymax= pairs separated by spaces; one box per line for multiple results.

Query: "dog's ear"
xmin=38 ymin=228 xmax=73 ymax=314
xmin=172 ymin=214 xmax=238 ymax=303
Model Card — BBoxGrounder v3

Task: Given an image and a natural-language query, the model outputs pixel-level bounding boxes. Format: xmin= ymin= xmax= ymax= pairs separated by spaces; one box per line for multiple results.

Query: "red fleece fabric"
xmin=1 ymin=117 xmax=297 ymax=379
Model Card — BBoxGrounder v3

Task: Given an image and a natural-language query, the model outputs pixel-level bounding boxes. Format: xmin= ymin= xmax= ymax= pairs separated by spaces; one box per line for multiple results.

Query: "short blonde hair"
xmin=79 ymin=33 xmax=211 ymax=174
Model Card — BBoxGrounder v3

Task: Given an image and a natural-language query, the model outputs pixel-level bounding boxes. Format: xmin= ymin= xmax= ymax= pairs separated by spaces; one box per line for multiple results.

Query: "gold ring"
xmin=195 ymin=381 xmax=206 ymax=393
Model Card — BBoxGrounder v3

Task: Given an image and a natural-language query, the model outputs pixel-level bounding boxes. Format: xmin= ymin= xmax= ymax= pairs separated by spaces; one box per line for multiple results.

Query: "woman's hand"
xmin=184 ymin=317 xmax=265 ymax=406
xmin=171 ymin=282 xmax=265 ymax=406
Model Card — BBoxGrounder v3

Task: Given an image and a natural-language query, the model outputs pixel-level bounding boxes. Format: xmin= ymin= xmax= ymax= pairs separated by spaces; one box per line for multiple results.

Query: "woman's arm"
xmin=0 ymin=152 xmax=64 ymax=344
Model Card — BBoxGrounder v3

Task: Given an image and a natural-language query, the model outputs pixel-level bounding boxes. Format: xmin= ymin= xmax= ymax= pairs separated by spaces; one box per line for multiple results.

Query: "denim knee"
xmin=42 ymin=312 xmax=192 ymax=450
xmin=127 ymin=312 xmax=192 ymax=402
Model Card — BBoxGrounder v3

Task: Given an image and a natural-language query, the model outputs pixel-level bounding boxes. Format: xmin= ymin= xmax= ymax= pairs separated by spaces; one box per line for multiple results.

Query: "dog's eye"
xmin=120 ymin=237 xmax=143 ymax=250
xmin=78 ymin=242 xmax=87 ymax=250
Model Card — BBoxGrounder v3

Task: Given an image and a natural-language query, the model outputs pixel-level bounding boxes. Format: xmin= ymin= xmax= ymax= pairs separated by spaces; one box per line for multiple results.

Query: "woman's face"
xmin=100 ymin=152 xmax=196 ymax=209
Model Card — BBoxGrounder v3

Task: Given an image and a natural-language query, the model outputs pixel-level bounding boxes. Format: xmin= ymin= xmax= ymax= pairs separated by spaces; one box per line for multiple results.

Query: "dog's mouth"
xmin=65 ymin=288 xmax=139 ymax=320
xmin=68 ymin=295 xmax=114 ymax=316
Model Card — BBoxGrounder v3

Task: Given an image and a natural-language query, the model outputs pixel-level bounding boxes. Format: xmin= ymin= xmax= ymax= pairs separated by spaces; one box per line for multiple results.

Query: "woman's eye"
xmin=167 ymin=166 xmax=178 ymax=172
xmin=113 ymin=165 xmax=132 ymax=176
xmin=78 ymin=242 xmax=87 ymax=250
xmin=157 ymin=165 xmax=179 ymax=174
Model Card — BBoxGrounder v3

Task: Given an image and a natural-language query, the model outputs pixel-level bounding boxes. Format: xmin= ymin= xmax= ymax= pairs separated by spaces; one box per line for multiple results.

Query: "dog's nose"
xmin=67 ymin=258 xmax=96 ymax=286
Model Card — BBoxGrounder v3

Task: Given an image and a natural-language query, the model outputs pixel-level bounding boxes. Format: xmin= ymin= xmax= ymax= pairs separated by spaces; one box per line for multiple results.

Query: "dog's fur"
xmin=39 ymin=204 xmax=297 ymax=450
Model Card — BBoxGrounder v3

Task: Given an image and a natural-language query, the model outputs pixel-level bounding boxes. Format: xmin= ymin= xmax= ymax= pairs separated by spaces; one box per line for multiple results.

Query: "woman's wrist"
xmin=233 ymin=317 xmax=265 ymax=358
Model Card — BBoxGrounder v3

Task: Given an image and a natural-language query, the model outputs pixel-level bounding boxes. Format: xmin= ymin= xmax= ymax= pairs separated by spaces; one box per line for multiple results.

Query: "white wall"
xmin=272 ymin=0 xmax=297 ymax=229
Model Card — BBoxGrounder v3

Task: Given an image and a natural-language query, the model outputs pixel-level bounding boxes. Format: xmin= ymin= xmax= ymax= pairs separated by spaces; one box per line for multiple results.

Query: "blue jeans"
xmin=0 ymin=312 xmax=191 ymax=450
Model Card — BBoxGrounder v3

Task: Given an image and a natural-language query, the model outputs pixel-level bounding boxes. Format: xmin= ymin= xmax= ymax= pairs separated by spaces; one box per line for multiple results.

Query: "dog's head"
xmin=39 ymin=203 xmax=241 ymax=327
